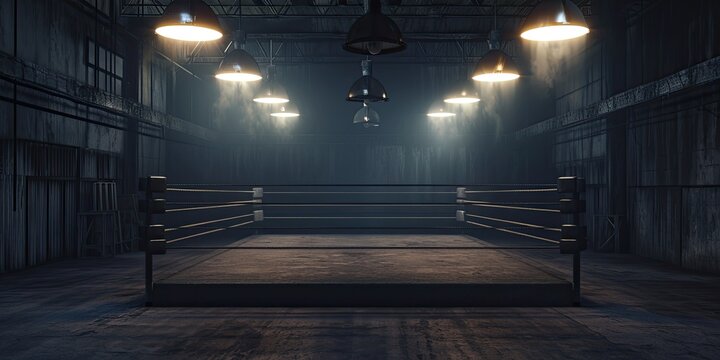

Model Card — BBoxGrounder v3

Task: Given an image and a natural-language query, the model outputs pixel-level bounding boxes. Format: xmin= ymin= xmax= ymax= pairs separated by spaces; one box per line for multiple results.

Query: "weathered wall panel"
xmin=502 ymin=0 xmax=720 ymax=272
xmin=628 ymin=187 xmax=682 ymax=265
xmin=0 ymin=0 xmax=191 ymax=272
xmin=26 ymin=178 xmax=48 ymax=267
xmin=682 ymin=188 xmax=720 ymax=272
xmin=0 ymin=174 xmax=27 ymax=272
xmin=0 ymin=140 xmax=123 ymax=271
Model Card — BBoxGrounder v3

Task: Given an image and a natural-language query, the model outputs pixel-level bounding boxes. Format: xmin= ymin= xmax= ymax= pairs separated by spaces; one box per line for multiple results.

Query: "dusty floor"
xmin=159 ymin=235 xmax=565 ymax=283
xmin=1 ymin=234 xmax=719 ymax=359
xmin=153 ymin=235 xmax=571 ymax=306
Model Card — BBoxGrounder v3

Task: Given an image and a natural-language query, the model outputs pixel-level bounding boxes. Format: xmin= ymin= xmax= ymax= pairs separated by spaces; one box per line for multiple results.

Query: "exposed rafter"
xmin=120 ymin=0 xmax=592 ymax=19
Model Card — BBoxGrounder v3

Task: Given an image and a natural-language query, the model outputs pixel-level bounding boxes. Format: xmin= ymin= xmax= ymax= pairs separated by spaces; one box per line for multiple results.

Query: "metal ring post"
xmin=558 ymin=176 xmax=586 ymax=306
xmin=143 ymin=177 xmax=153 ymax=305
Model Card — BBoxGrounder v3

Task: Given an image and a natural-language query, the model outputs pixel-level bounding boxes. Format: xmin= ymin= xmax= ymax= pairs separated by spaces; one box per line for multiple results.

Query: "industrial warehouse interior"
xmin=1 ymin=0 xmax=719 ymax=358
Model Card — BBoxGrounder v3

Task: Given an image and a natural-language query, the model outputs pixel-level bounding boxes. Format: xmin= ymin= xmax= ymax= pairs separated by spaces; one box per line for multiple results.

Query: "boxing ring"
xmin=139 ymin=177 xmax=587 ymax=307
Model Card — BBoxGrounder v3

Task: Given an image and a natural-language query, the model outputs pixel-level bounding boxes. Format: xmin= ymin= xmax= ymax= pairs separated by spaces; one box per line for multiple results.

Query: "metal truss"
xmin=120 ymin=0 xmax=592 ymax=19
xmin=181 ymin=35 xmax=521 ymax=64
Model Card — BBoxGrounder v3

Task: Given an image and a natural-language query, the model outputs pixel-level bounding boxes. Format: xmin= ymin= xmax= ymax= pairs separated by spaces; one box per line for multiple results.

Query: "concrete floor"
xmin=1 ymin=235 xmax=719 ymax=359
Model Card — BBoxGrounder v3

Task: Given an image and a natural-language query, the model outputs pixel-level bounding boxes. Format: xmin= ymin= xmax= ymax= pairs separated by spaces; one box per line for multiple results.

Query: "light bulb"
xmin=367 ymin=41 xmax=383 ymax=55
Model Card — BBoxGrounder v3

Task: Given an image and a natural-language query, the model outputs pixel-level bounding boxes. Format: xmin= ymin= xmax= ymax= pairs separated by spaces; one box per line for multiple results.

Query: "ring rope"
xmin=264 ymin=191 xmax=457 ymax=195
xmin=161 ymin=226 xmax=557 ymax=231
xmin=264 ymin=216 xmax=457 ymax=220
xmin=166 ymin=246 xmax=559 ymax=250
xmin=167 ymin=183 xmax=557 ymax=187
xmin=460 ymin=201 xmax=558 ymax=206
xmin=165 ymin=213 xmax=254 ymax=232
xmin=166 ymin=203 xmax=254 ymax=213
xmin=464 ymin=188 xmax=558 ymax=194
xmin=465 ymin=202 xmax=561 ymax=213
xmin=465 ymin=213 xmax=561 ymax=232
xmin=240 ymin=226 xmax=557 ymax=231
xmin=166 ymin=220 xmax=254 ymax=244
xmin=260 ymin=203 xmax=460 ymax=207
xmin=166 ymin=200 xmax=260 ymax=206
xmin=166 ymin=187 xmax=255 ymax=194
xmin=466 ymin=220 xmax=560 ymax=244
xmin=203 ymin=226 xmax=473 ymax=230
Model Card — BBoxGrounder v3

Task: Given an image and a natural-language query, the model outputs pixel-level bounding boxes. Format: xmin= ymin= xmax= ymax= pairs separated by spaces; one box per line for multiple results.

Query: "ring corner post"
xmin=559 ymin=176 xmax=586 ymax=306
xmin=140 ymin=175 xmax=167 ymax=306
xmin=141 ymin=176 xmax=154 ymax=306
xmin=456 ymin=187 xmax=466 ymax=236
xmin=572 ymin=251 xmax=581 ymax=306
xmin=253 ymin=188 xmax=264 ymax=236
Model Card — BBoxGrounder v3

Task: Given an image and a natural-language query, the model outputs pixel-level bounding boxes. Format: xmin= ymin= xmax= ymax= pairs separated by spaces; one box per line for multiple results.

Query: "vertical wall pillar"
xmin=123 ymin=119 xmax=138 ymax=198
xmin=600 ymin=0 xmax=629 ymax=252
xmin=139 ymin=176 xmax=167 ymax=306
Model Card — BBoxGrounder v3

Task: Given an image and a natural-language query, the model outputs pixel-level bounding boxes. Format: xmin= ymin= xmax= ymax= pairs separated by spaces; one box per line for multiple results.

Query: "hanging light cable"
xmin=520 ymin=0 xmax=589 ymax=42
xmin=472 ymin=1 xmax=520 ymax=82
xmin=155 ymin=0 xmax=223 ymax=42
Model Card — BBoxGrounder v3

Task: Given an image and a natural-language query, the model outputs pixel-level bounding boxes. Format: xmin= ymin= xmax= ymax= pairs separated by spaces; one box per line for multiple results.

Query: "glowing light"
xmin=520 ymin=0 xmax=590 ymax=42
xmin=254 ymin=97 xmax=290 ymax=104
xmin=443 ymin=86 xmax=481 ymax=104
xmin=427 ymin=111 xmax=455 ymax=118
xmin=271 ymin=112 xmax=300 ymax=118
xmin=271 ymin=111 xmax=299 ymax=118
xmin=270 ymin=103 xmax=299 ymax=118
xmin=155 ymin=25 xmax=223 ymax=42
xmin=155 ymin=0 xmax=223 ymax=42
xmin=216 ymin=49 xmax=263 ymax=82
xmin=521 ymin=25 xmax=589 ymax=41
xmin=472 ymin=72 xmax=521 ymax=82
xmin=444 ymin=96 xmax=481 ymax=104
xmin=214 ymin=72 xmax=262 ymax=82
xmin=472 ymin=49 xmax=520 ymax=83
xmin=253 ymin=81 xmax=290 ymax=103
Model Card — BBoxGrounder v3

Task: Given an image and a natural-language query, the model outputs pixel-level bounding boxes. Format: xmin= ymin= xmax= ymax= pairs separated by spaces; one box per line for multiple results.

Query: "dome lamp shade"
xmin=343 ymin=0 xmax=406 ymax=55
xmin=472 ymin=49 xmax=521 ymax=82
xmin=353 ymin=102 xmax=380 ymax=128
xmin=520 ymin=0 xmax=590 ymax=42
xmin=270 ymin=103 xmax=299 ymax=118
xmin=444 ymin=85 xmax=481 ymax=104
xmin=155 ymin=0 xmax=223 ymax=41
xmin=215 ymin=48 xmax=263 ymax=82
xmin=427 ymin=102 xmax=456 ymax=118
xmin=427 ymin=111 xmax=456 ymax=118
xmin=254 ymin=81 xmax=290 ymax=104
xmin=346 ymin=60 xmax=388 ymax=102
